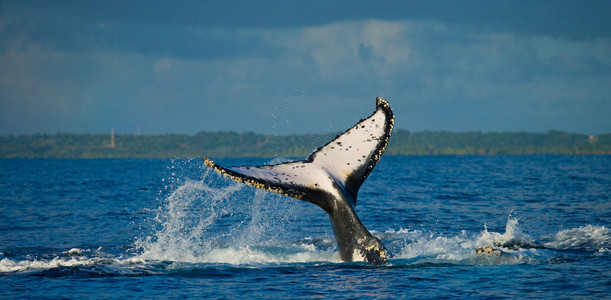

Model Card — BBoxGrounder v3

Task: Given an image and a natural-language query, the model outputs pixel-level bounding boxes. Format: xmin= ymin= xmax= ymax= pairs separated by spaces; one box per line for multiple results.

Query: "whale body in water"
xmin=205 ymin=97 xmax=394 ymax=264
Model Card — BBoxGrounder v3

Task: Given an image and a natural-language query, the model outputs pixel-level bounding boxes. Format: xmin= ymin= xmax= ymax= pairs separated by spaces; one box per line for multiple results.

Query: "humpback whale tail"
xmin=205 ymin=97 xmax=394 ymax=264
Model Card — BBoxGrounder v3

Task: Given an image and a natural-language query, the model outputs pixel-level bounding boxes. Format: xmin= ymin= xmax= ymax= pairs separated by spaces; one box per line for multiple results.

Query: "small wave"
xmin=542 ymin=225 xmax=610 ymax=252
xmin=0 ymin=246 xmax=140 ymax=275
xmin=0 ymin=256 xmax=100 ymax=273
xmin=0 ymin=247 xmax=170 ymax=275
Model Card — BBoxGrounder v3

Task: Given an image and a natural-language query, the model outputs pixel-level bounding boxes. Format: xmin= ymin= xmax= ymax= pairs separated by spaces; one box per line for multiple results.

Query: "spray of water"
xmin=135 ymin=175 xmax=243 ymax=262
xmin=387 ymin=216 xmax=543 ymax=265
xmin=133 ymin=160 xmax=335 ymax=264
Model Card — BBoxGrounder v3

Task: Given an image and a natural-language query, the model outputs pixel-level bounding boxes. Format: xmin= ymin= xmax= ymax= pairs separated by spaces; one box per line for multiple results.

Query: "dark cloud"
xmin=5 ymin=0 xmax=611 ymax=36
xmin=3 ymin=0 xmax=610 ymax=58
xmin=0 ymin=4 xmax=278 ymax=60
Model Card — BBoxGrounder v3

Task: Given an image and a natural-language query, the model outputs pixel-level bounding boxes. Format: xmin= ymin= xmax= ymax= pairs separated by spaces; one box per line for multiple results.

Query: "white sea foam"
xmin=0 ymin=256 xmax=106 ymax=273
xmin=388 ymin=217 xmax=540 ymax=265
xmin=202 ymin=246 xmax=339 ymax=265
xmin=474 ymin=217 xmax=535 ymax=249
xmin=66 ymin=248 xmax=84 ymax=256
xmin=542 ymin=225 xmax=610 ymax=251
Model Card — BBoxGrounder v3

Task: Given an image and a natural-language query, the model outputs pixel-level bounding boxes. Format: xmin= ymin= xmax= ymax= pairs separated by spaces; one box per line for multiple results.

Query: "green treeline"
xmin=385 ymin=130 xmax=611 ymax=155
xmin=1 ymin=130 xmax=610 ymax=159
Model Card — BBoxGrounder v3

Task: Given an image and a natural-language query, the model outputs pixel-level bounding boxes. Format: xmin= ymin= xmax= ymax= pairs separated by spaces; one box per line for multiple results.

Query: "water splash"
xmin=387 ymin=216 xmax=542 ymax=265
xmin=542 ymin=225 xmax=610 ymax=252
xmin=475 ymin=216 xmax=536 ymax=250
xmin=133 ymin=160 xmax=334 ymax=265
xmin=135 ymin=175 xmax=244 ymax=262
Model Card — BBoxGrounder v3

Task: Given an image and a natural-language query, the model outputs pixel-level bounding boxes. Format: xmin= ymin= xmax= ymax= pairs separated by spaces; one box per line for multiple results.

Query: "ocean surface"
xmin=1 ymin=156 xmax=609 ymax=299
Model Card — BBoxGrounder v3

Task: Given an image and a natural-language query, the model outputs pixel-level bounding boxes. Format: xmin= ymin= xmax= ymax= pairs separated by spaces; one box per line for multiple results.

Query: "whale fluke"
xmin=205 ymin=97 xmax=394 ymax=264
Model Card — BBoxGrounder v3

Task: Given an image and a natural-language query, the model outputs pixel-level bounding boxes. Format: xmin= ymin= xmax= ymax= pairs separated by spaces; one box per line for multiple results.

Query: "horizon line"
xmin=1 ymin=129 xmax=609 ymax=138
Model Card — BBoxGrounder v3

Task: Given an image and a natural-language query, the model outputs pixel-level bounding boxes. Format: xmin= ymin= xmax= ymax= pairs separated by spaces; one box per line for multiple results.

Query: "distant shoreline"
xmin=1 ymin=130 xmax=610 ymax=159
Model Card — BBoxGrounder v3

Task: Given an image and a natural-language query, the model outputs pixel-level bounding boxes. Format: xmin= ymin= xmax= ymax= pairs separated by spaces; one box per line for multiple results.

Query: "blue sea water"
xmin=0 ymin=156 xmax=609 ymax=299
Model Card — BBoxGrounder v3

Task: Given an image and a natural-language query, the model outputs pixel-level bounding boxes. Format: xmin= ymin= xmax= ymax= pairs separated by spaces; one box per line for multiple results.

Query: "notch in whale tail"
xmin=204 ymin=98 xmax=393 ymax=210
xmin=204 ymin=98 xmax=394 ymax=263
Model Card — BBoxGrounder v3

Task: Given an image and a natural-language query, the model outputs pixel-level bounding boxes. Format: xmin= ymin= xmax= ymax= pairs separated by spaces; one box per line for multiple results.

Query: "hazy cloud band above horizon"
xmin=1 ymin=0 xmax=610 ymax=135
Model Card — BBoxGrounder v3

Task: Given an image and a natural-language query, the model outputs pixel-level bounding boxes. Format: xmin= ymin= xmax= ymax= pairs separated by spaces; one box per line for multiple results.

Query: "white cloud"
xmin=281 ymin=20 xmax=412 ymax=79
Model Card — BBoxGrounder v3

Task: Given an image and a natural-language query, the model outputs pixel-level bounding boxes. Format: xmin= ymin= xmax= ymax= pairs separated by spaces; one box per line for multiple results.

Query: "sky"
xmin=1 ymin=0 xmax=610 ymax=136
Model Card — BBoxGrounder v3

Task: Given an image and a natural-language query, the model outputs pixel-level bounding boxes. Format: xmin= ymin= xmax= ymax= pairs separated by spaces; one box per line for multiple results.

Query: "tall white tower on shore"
xmin=110 ymin=128 xmax=115 ymax=148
